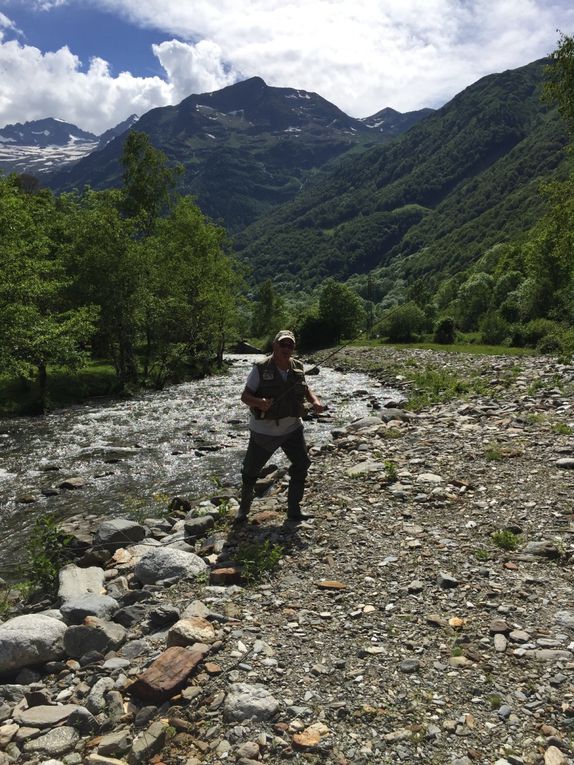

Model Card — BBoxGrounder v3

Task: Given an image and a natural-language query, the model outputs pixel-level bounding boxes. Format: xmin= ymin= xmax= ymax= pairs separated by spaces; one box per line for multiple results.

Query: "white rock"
xmin=58 ymin=564 xmax=105 ymax=602
xmin=134 ymin=547 xmax=207 ymax=584
xmin=0 ymin=614 xmax=66 ymax=673
xmin=223 ymin=683 xmax=279 ymax=722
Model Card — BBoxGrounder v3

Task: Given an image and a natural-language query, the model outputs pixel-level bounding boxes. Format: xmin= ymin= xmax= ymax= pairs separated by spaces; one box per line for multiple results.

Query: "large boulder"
xmin=94 ymin=519 xmax=147 ymax=550
xmin=64 ymin=617 xmax=126 ymax=658
xmin=134 ymin=548 xmax=207 ymax=585
xmin=60 ymin=594 xmax=119 ymax=624
xmin=58 ymin=564 xmax=105 ymax=603
xmin=0 ymin=615 xmax=66 ymax=673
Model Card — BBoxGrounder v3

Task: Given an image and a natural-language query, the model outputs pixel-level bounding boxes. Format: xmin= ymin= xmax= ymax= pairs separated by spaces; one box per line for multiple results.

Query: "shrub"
xmin=537 ymin=331 xmax=565 ymax=354
xmin=237 ymin=540 xmax=284 ymax=583
xmin=491 ymin=529 xmax=522 ymax=551
xmin=25 ymin=514 xmax=74 ymax=595
xmin=433 ymin=316 xmax=456 ymax=344
xmin=480 ymin=311 xmax=510 ymax=345
xmin=383 ymin=301 xmax=426 ymax=342
xmin=521 ymin=318 xmax=562 ymax=347
xmin=298 ymin=315 xmax=339 ymax=350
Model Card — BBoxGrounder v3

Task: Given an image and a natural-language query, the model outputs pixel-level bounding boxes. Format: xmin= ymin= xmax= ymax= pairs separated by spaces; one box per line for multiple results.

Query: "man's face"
xmin=273 ymin=338 xmax=295 ymax=364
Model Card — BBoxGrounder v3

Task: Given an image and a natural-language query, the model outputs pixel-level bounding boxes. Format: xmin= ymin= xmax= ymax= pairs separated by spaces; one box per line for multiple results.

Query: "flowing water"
xmin=0 ymin=355 xmax=398 ymax=578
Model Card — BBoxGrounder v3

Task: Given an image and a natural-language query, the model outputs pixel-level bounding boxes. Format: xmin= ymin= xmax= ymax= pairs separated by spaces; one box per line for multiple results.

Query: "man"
xmin=237 ymin=330 xmax=325 ymax=524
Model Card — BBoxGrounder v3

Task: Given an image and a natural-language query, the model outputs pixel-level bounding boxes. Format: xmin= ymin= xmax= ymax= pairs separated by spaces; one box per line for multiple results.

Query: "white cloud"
xmin=85 ymin=0 xmax=574 ymax=116
xmin=0 ymin=11 xmax=22 ymax=37
xmin=1 ymin=0 xmax=574 ymax=132
xmin=152 ymin=39 xmax=236 ymax=103
xmin=0 ymin=39 xmax=174 ymax=133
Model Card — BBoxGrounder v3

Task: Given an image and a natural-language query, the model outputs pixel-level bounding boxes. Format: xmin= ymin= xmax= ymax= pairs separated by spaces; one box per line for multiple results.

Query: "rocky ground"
xmin=1 ymin=346 xmax=574 ymax=765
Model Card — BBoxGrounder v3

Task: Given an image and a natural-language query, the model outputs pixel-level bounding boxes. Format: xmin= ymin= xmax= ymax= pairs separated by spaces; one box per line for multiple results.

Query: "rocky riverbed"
xmin=0 ymin=346 xmax=573 ymax=765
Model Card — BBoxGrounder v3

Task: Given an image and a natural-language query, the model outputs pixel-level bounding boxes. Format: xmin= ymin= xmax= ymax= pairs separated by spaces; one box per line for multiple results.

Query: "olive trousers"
xmin=240 ymin=427 xmax=311 ymax=513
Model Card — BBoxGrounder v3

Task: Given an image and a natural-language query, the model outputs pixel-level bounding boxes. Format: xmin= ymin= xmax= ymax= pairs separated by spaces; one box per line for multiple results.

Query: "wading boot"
xmin=235 ymin=483 xmax=254 ymax=524
xmin=286 ymin=479 xmax=313 ymax=523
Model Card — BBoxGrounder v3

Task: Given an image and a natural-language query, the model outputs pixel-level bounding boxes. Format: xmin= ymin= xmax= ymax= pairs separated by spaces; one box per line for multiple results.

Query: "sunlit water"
xmin=0 ymin=355 xmax=398 ymax=577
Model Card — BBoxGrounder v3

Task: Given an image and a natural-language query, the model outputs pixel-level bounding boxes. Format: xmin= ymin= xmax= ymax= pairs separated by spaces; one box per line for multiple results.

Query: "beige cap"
xmin=274 ymin=330 xmax=296 ymax=343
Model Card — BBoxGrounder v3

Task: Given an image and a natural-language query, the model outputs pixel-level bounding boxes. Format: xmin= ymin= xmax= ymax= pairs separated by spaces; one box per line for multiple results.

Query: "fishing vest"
xmin=253 ymin=357 xmax=307 ymax=420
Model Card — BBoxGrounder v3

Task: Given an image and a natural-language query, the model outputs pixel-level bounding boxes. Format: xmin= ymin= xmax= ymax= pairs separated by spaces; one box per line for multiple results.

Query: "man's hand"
xmin=257 ymin=397 xmax=274 ymax=412
xmin=311 ymin=399 xmax=326 ymax=414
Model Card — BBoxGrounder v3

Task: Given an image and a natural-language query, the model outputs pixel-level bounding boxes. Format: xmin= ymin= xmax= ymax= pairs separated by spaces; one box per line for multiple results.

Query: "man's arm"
xmin=241 ymin=387 xmax=274 ymax=413
xmin=305 ymin=386 xmax=325 ymax=413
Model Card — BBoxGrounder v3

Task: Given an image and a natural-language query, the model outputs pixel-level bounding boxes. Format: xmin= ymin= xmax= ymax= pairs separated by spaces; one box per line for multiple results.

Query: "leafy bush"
xmin=537 ymin=331 xmax=565 ymax=354
xmin=491 ymin=529 xmax=522 ymax=551
xmin=298 ymin=315 xmax=340 ymax=350
xmin=433 ymin=316 xmax=456 ymax=344
xmin=237 ymin=540 xmax=284 ymax=583
xmin=25 ymin=514 xmax=74 ymax=595
xmin=480 ymin=311 xmax=510 ymax=345
xmin=522 ymin=318 xmax=562 ymax=347
xmin=383 ymin=301 xmax=426 ymax=342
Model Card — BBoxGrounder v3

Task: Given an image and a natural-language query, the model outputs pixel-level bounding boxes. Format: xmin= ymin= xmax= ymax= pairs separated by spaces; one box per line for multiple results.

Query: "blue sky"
xmin=1 ymin=0 xmax=574 ymax=134
xmin=4 ymin=3 xmax=170 ymax=78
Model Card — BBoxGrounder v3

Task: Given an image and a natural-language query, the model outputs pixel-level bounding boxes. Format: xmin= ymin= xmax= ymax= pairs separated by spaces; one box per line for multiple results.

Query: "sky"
xmin=0 ymin=0 xmax=573 ymax=135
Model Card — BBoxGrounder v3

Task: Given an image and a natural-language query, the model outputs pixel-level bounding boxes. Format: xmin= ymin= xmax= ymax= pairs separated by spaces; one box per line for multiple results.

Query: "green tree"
xmin=456 ymin=272 xmax=494 ymax=330
xmin=381 ymin=301 xmax=425 ymax=342
xmin=121 ymin=131 xmax=182 ymax=234
xmin=0 ymin=177 xmax=97 ymax=411
xmin=251 ymin=280 xmax=286 ymax=339
xmin=318 ymin=279 xmax=366 ymax=343
xmin=66 ymin=189 xmax=142 ymax=385
xmin=144 ymin=196 xmax=243 ymax=382
xmin=480 ymin=311 xmax=510 ymax=345
xmin=545 ymin=33 xmax=574 ymax=135
xmin=433 ymin=316 xmax=456 ymax=344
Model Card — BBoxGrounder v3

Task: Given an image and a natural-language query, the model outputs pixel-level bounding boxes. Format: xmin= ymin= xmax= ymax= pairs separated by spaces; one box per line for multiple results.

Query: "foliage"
xmin=24 ymin=514 xmax=74 ymax=594
xmin=318 ymin=279 xmax=366 ymax=343
xmin=0 ymin=136 xmax=243 ymax=407
xmin=297 ymin=315 xmax=340 ymax=350
xmin=484 ymin=443 xmax=503 ymax=461
xmin=545 ymin=33 xmax=574 ymax=137
xmin=456 ymin=273 xmax=494 ymax=331
xmin=384 ymin=460 xmax=398 ymax=482
xmin=480 ymin=311 xmax=510 ymax=345
xmin=404 ymin=367 xmax=488 ymax=411
xmin=121 ymin=131 xmax=182 ymax=234
xmin=491 ymin=529 xmax=522 ymax=551
xmin=251 ymin=280 xmax=286 ymax=340
xmin=236 ymin=539 xmax=284 ymax=583
xmin=0 ymin=177 xmax=99 ymax=411
xmin=552 ymin=422 xmax=572 ymax=435
xmin=433 ymin=316 xmax=456 ymax=344
xmin=381 ymin=302 xmax=426 ymax=342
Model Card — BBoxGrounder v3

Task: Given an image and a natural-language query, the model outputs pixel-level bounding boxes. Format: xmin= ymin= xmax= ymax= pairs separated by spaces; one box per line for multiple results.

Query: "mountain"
xmin=96 ymin=114 xmax=139 ymax=150
xmin=48 ymin=77 xmax=432 ymax=231
xmin=0 ymin=115 xmax=138 ymax=177
xmin=236 ymin=58 xmax=568 ymax=290
xmin=360 ymin=106 xmax=435 ymax=135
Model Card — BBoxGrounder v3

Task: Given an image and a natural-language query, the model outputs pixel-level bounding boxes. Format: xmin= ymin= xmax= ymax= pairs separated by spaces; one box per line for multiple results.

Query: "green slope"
xmin=237 ymin=58 xmax=568 ymax=289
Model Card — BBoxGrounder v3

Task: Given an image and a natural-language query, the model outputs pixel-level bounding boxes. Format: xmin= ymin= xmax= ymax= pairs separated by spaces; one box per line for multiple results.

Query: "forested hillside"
xmin=237 ymin=58 xmax=567 ymax=290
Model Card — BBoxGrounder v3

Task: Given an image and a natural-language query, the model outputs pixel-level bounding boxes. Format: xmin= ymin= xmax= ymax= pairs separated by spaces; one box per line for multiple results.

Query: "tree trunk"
xmin=37 ymin=362 xmax=48 ymax=414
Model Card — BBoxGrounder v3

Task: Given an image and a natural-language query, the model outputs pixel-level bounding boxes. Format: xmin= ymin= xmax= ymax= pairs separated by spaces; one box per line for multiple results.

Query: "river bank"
xmin=0 ymin=347 xmax=573 ymax=765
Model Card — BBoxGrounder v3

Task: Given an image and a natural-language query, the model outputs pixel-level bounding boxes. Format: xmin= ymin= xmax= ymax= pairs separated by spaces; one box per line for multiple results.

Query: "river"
xmin=0 ymin=355 xmax=398 ymax=578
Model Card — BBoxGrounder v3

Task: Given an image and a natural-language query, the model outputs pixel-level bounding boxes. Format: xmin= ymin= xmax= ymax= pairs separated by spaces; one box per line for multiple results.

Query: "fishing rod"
xmin=303 ymin=302 xmax=405 ymax=375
